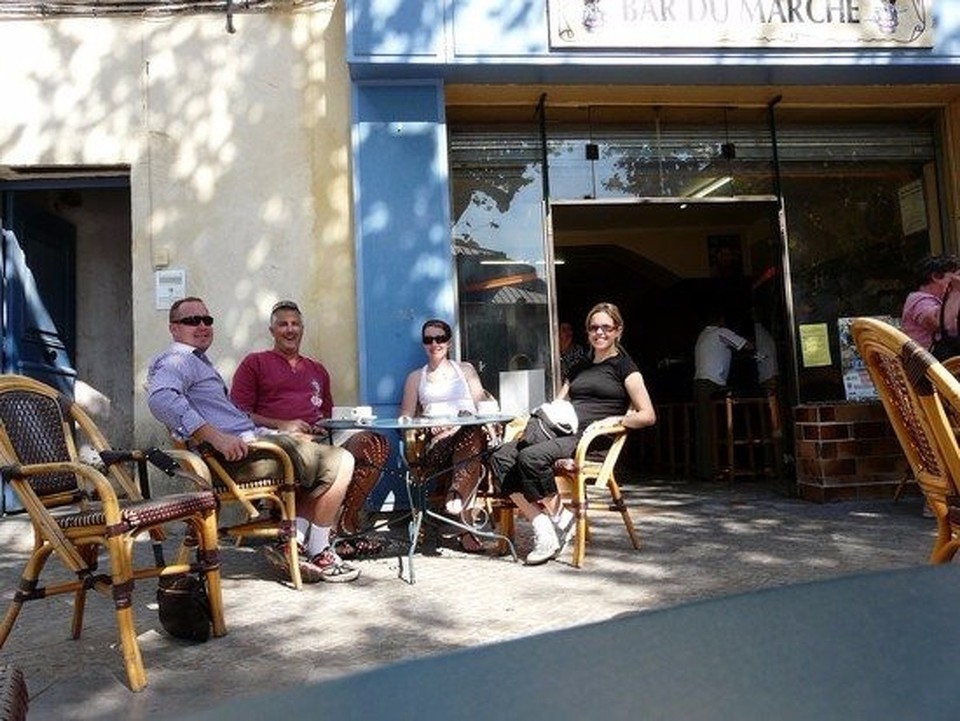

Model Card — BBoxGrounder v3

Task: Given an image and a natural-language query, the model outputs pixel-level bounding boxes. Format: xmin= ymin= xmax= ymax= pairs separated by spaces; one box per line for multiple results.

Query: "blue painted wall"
xmin=352 ymin=81 xmax=454 ymax=414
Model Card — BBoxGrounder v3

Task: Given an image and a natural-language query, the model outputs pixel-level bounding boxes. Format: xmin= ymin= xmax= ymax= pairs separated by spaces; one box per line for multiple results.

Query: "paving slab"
xmin=0 ymin=479 xmax=935 ymax=720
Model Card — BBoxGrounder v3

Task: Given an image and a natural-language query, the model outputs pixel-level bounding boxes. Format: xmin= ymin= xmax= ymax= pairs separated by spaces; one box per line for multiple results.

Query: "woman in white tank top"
xmin=400 ymin=319 xmax=490 ymax=551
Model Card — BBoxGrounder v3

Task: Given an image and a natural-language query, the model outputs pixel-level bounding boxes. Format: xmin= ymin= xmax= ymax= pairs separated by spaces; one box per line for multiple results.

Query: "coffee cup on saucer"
xmin=351 ymin=406 xmax=374 ymax=422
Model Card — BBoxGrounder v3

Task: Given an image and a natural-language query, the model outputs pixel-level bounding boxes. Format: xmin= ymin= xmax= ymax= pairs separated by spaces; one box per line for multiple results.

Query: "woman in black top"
xmin=488 ymin=301 xmax=656 ymax=565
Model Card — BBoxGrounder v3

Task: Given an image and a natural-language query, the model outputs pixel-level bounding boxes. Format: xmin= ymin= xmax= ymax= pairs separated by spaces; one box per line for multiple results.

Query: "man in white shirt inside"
xmin=693 ymin=312 xmax=753 ymax=481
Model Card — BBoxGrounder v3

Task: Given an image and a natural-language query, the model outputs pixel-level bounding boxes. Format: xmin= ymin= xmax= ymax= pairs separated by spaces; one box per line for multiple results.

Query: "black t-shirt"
xmin=568 ymin=353 xmax=639 ymax=426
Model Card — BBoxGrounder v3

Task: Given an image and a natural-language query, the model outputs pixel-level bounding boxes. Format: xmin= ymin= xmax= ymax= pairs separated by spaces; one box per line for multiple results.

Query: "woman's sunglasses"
xmin=422 ymin=334 xmax=450 ymax=345
xmin=172 ymin=315 xmax=215 ymax=327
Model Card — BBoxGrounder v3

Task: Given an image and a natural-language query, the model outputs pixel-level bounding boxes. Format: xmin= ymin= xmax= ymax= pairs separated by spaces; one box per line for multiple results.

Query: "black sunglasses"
xmin=422 ymin=334 xmax=450 ymax=345
xmin=172 ymin=315 xmax=214 ymax=327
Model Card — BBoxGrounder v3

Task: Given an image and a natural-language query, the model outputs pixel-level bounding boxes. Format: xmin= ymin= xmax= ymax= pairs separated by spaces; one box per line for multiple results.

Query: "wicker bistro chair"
xmin=492 ymin=421 xmax=642 ymax=568
xmin=0 ymin=375 xmax=226 ymax=692
xmin=851 ymin=318 xmax=960 ymax=563
xmin=166 ymin=439 xmax=303 ymax=589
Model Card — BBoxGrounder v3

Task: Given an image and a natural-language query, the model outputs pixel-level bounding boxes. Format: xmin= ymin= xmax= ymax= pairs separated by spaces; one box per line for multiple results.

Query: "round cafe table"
xmin=318 ymin=413 xmax=518 ymax=583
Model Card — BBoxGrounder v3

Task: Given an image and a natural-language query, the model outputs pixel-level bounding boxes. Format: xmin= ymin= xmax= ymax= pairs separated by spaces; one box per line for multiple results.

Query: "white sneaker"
xmin=554 ymin=509 xmax=576 ymax=555
xmin=525 ymin=515 xmax=560 ymax=566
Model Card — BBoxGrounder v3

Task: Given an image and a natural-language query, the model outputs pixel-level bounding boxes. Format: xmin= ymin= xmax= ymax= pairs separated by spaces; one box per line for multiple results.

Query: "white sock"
xmin=532 ymin=513 xmax=556 ymax=539
xmin=306 ymin=524 xmax=331 ymax=557
xmin=553 ymin=507 xmax=574 ymax=528
xmin=295 ymin=517 xmax=311 ymax=546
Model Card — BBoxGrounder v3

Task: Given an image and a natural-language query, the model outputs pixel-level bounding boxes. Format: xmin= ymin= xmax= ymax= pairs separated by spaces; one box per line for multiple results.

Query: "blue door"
xmin=1 ymin=223 xmax=77 ymax=513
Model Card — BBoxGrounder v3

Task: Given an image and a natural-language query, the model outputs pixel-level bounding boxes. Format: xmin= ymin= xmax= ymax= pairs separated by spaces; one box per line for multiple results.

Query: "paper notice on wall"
xmin=799 ymin=323 xmax=832 ymax=368
xmin=898 ymin=179 xmax=927 ymax=236
xmin=155 ymin=269 xmax=186 ymax=310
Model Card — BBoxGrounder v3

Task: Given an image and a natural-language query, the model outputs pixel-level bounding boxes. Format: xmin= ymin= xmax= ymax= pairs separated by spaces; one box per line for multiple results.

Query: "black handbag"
xmin=157 ymin=573 xmax=212 ymax=642
xmin=930 ymin=290 xmax=960 ymax=361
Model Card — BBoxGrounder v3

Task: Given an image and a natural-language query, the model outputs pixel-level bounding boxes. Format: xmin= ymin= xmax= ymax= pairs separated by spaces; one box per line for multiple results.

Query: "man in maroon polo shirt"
xmin=231 ymin=300 xmax=389 ymax=542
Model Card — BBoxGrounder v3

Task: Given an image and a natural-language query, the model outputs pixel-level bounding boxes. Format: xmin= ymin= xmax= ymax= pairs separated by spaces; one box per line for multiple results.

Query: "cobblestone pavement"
xmin=0 ymin=478 xmax=935 ymax=720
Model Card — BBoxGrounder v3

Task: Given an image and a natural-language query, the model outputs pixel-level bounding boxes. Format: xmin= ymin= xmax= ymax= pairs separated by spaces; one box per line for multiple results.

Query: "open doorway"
xmin=551 ymin=197 xmax=790 ymax=481
xmin=1 ymin=178 xmax=134 ymax=448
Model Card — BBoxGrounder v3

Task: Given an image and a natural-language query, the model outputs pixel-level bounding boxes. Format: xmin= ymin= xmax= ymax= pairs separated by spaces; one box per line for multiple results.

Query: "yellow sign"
xmin=549 ymin=0 xmax=934 ymax=49
xmin=799 ymin=323 xmax=832 ymax=367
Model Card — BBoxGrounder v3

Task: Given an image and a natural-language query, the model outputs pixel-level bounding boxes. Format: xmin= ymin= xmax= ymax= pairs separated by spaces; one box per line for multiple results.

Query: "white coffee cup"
xmin=424 ymin=402 xmax=457 ymax=418
xmin=351 ymin=405 xmax=373 ymax=420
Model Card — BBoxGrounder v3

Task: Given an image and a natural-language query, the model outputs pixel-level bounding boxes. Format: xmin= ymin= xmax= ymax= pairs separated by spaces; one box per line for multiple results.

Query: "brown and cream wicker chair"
xmin=492 ymin=420 xmax=642 ymax=567
xmin=851 ymin=317 xmax=960 ymax=563
xmin=0 ymin=374 xmax=226 ymax=692
xmin=168 ymin=429 xmax=390 ymax=590
xmin=166 ymin=439 xmax=303 ymax=589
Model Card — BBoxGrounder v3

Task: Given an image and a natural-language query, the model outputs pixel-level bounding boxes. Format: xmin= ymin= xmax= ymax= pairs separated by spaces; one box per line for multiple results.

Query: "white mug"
xmin=351 ymin=405 xmax=373 ymax=420
xmin=423 ymin=402 xmax=457 ymax=418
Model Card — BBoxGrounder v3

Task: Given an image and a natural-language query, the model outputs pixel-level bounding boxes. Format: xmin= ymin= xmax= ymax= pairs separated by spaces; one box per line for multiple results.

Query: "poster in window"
xmin=837 ymin=316 xmax=899 ymax=401
xmin=898 ymin=180 xmax=927 ymax=236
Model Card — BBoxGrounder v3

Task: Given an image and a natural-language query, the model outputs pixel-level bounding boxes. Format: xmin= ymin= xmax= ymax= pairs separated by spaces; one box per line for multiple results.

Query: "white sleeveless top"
xmin=417 ymin=361 xmax=476 ymax=416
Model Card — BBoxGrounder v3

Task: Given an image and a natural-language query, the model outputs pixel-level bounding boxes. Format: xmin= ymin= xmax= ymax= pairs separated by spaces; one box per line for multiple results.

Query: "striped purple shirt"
xmin=147 ymin=342 xmax=262 ymax=441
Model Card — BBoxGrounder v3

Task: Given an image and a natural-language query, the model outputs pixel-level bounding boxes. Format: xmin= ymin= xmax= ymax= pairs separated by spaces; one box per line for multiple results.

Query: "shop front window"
xmin=451 ymin=133 xmax=552 ymax=401
xmin=783 ymin=159 xmax=936 ymax=402
xmin=450 ymin=118 xmax=940 ymax=407
xmin=450 ymin=121 xmax=779 ymax=404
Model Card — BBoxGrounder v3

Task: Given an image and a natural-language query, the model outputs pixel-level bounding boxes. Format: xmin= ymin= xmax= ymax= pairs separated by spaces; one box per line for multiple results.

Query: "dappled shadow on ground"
xmin=0 ymin=478 xmax=935 ymax=720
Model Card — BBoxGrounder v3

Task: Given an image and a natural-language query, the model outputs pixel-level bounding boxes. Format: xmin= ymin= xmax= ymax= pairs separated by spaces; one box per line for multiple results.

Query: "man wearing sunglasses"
xmin=147 ymin=296 xmax=360 ymax=583
xmin=230 ymin=300 xmax=389 ymax=555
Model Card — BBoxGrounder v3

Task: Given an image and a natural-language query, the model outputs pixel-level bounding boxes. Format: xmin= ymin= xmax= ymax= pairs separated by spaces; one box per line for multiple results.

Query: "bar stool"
xmin=711 ymin=388 xmax=781 ymax=481
xmin=653 ymin=403 xmax=696 ymax=478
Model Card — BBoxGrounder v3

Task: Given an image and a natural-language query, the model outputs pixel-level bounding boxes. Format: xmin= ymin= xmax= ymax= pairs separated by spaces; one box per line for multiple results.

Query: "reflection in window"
xmin=450 ymin=119 xmax=940 ymax=405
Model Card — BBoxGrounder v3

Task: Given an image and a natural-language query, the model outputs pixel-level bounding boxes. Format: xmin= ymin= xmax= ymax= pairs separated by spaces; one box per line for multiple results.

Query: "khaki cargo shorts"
xmin=225 ymin=433 xmax=348 ymax=496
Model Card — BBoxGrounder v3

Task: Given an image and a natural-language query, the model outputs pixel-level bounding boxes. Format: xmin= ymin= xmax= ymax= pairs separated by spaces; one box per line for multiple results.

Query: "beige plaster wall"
xmin=0 ymin=5 xmax=356 ymax=448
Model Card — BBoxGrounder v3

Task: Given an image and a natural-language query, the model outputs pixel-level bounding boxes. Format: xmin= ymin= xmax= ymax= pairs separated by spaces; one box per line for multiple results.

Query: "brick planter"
xmin=794 ymin=401 xmax=912 ymax=502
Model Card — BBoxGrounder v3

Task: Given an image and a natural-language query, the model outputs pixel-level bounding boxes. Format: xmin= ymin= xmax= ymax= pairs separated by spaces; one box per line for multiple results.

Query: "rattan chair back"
xmin=851 ymin=318 xmax=960 ymax=563
xmin=0 ymin=374 xmax=226 ymax=691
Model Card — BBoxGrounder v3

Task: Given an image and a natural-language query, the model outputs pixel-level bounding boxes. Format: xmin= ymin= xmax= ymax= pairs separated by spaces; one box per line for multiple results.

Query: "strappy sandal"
xmin=458 ymin=532 xmax=485 ymax=553
xmin=312 ymin=547 xmax=360 ymax=583
xmin=334 ymin=535 xmax=386 ymax=560
xmin=445 ymin=476 xmax=484 ymax=516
